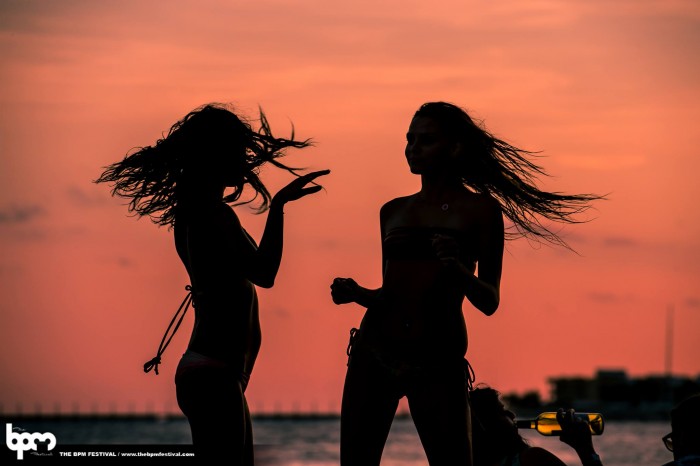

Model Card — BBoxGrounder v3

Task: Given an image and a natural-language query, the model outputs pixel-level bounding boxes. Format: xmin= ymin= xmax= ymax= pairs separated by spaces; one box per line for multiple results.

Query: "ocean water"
xmin=4 ymin=416 xmax=672 ymax=465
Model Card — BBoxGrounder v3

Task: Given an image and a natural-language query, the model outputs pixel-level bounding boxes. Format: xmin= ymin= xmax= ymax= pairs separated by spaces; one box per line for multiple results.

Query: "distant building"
xmin=546 ymin=369 xmax=700 ymax=419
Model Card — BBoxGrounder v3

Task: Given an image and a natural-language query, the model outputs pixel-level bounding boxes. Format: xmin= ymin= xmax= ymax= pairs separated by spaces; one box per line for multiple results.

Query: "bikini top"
xmin=382 ymin=225 xmax=476 ymax=263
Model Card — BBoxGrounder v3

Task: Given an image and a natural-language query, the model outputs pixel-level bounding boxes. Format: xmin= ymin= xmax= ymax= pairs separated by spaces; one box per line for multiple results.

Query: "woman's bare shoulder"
xmin=382 ymin=194 xmax=416 ymax=209
xmin=379 ymin=195 xmax=418 ymax=227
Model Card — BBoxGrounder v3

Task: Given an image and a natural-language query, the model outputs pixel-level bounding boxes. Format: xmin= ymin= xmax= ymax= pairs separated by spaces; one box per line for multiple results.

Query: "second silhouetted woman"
xmin=331 ymin=101 xmax=601 ymax=466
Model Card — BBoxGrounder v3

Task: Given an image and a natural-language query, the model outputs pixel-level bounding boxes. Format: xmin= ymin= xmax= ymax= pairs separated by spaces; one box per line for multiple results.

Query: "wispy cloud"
xmin=66 ymin=185 xmax=110 ymax=208
xmin=116 ymin=256 xmax=133 ymax=268
xmin=685 ymin=297 xmax=700 ymax=309
xmin=585 ymin=291 xmax=640 ymax=304
xmin=0 ymin=204 xmax=45 ymax=225
xmin=602 ymin=236 xmax=639 ymax=248
xmin=586 ymin=292 xmax=621 ymax=303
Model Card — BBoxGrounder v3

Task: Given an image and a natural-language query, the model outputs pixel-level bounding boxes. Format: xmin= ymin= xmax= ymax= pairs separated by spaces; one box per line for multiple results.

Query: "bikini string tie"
xmin=144 ymin=285 xmax=194 ymax=375
xmin=346 ymin=327 xmax=358 ymax=357
xmin=464 ymin=358 xmax=476 ymax=392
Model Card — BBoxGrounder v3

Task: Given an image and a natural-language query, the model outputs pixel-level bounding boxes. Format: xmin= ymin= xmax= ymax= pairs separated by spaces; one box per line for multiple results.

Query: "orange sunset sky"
xmin=1 ymin=0 xmax=699 ymax=415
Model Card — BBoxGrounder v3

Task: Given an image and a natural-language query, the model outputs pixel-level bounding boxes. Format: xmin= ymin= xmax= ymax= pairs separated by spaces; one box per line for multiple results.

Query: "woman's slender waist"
xmin=187 ymin=335 xmax=250 ymax=367
xmin=175 ymin=349 xmax=246 ymax=385
xmin=377 ymin=286 xmax=466 ymax=318
xmin=361 ymin=304 xmax=467 ymax=345
xmin=191 ymin=287 xmax=257 ymax=311
xmin=354 ymin=320 xmax=467 ymax=362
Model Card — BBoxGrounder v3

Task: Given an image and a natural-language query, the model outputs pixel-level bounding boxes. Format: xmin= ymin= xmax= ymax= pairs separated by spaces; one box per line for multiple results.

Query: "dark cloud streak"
xmin=66 ymin=185 xmax=110 ymax=208
xmin=0 ymin=204 xmax=45 ymax=224
xmin=602 ymin=236 xmax=638 ymax=248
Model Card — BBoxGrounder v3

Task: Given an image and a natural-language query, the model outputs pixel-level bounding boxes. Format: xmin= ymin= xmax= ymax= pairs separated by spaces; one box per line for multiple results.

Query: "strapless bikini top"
xmin=382 ymin=226 xmax=476 ymax=263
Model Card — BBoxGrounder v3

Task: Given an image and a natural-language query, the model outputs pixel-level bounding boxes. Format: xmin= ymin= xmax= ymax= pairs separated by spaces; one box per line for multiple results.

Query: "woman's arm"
xmin=240 ymin=170 xmax=330 ymax=288
xmin=330 ymin=278 xmax=381 ymax=308
xmin=330 ymin=198 xmax=390 ymax=309
xmin=434 ymin=195 xmax=504 ymax=316
xmin=242 ymin=204 xmax=284 ymax=288
xmin=558 ymin=409 xmax=604 ymax=466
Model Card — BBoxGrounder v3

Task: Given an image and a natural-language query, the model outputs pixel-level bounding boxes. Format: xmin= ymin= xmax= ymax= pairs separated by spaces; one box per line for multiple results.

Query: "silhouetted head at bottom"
xmin=667 ymin=393 xmax=700 ymax=461
xmin=469 ymin=385 xmax=530 ymax=465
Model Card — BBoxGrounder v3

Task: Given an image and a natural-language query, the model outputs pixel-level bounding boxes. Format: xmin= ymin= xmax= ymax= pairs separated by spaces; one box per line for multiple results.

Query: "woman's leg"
xmin=176 ymin=366 xmax=250 ymax=463
xmin=407 ymin=363 xmax=473 ymax=466
xmin=242 ymin=395 xmax=254 ymax=466
xmin=340 ymin=354 xmax=401 ymax=466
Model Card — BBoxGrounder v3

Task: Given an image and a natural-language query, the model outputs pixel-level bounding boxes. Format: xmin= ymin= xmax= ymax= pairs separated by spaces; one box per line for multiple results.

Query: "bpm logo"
xmin=6 ymin=423 xmax=57 ymax=460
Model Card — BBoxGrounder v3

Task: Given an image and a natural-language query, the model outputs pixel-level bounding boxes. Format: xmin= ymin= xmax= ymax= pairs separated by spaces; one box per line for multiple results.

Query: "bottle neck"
xmin=515 ymin=420 xmax=534 ymax=429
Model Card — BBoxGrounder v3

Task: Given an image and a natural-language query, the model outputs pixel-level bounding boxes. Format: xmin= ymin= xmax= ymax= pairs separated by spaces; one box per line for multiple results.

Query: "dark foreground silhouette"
xmin=662 ymin=393 xmax=700 ymax=466
xmin=470 ymin=385 xmax=604 ymax=466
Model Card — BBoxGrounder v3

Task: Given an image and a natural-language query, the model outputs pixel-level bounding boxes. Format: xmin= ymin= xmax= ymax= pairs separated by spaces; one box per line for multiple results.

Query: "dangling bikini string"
xmin=346 ymin=327 xmax=358 ymax=357
xmin=464 ymin=358 xmax=476 ymax=392
xmin=143 ymin=285 xmax=195 ymax=375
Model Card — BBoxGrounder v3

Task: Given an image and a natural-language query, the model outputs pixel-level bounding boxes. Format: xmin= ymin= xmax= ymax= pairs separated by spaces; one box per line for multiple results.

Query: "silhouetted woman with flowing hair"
xmin=330 ymin=101 xmax=603 ymax=466
xmin=96 ymin=103 xmax=329 ymax=464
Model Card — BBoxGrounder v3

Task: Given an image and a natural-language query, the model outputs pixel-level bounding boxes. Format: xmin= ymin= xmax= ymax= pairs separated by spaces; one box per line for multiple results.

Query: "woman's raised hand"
xmin=557 ymin=408 xmax=596 ymax=454
xmin=432 ymin=234 xmax=460 ymax=263
xmin=331 ymin=277 xmax=359 ymax=305
xmin=271 ymin=169 xmax=330 ymax=208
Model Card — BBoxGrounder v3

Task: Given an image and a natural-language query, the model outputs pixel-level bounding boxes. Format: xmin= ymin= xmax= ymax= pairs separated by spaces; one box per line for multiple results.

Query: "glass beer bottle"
xmin=516 ymin=412 xmax=604 ymax=436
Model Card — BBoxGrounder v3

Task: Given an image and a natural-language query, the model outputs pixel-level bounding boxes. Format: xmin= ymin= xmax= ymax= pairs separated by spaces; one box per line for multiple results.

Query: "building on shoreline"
xmin=505 ymin=369 xmax=700 ymax=420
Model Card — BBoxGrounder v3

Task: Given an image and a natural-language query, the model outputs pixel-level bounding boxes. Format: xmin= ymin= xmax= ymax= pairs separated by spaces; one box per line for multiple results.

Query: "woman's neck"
xmin=177 ymin=178 xmax=225 ymax=206
xmin=418 ymin=174 xmax=465 ymax=202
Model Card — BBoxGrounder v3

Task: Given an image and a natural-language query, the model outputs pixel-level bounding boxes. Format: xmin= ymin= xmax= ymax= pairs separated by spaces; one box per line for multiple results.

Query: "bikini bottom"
xmin=174 ymin=350 xmax=253 ymax=460
xmin=345 ymin=327 xmax=474 ymax=396
xmin=175 ymin=349 xmax=236 ymax=382
xmin=174 ymin=350 xmax=249 ymax=417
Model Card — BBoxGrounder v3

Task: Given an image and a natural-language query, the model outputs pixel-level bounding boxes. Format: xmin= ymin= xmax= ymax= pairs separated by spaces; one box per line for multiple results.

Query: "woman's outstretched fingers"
xmin=295 ymin=169 xmax=331 ymax=187
xmin=273 ymin=169 xmax=330 ymax=205
xmin=306 ymin=169 xmax=331 ymax=179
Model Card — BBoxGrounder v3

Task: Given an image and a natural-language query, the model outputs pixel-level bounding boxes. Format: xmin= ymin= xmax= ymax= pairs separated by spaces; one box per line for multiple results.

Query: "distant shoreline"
xmin=1 ymin=412 xmax=342 ymax=421
xmin=0 ymin=409 xmax=672 ymax=422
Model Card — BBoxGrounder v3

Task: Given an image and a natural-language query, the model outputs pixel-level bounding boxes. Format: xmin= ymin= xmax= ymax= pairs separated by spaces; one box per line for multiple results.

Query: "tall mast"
xmin=665 ymin=304 xmax=674 ymax=376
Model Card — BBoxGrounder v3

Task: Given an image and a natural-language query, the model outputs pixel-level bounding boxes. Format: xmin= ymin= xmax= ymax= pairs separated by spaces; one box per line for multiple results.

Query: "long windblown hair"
xmin=414 ymin=102 xmax=604 ymax=250
xmin=95 ymin=103 xmax=311 ymax=227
